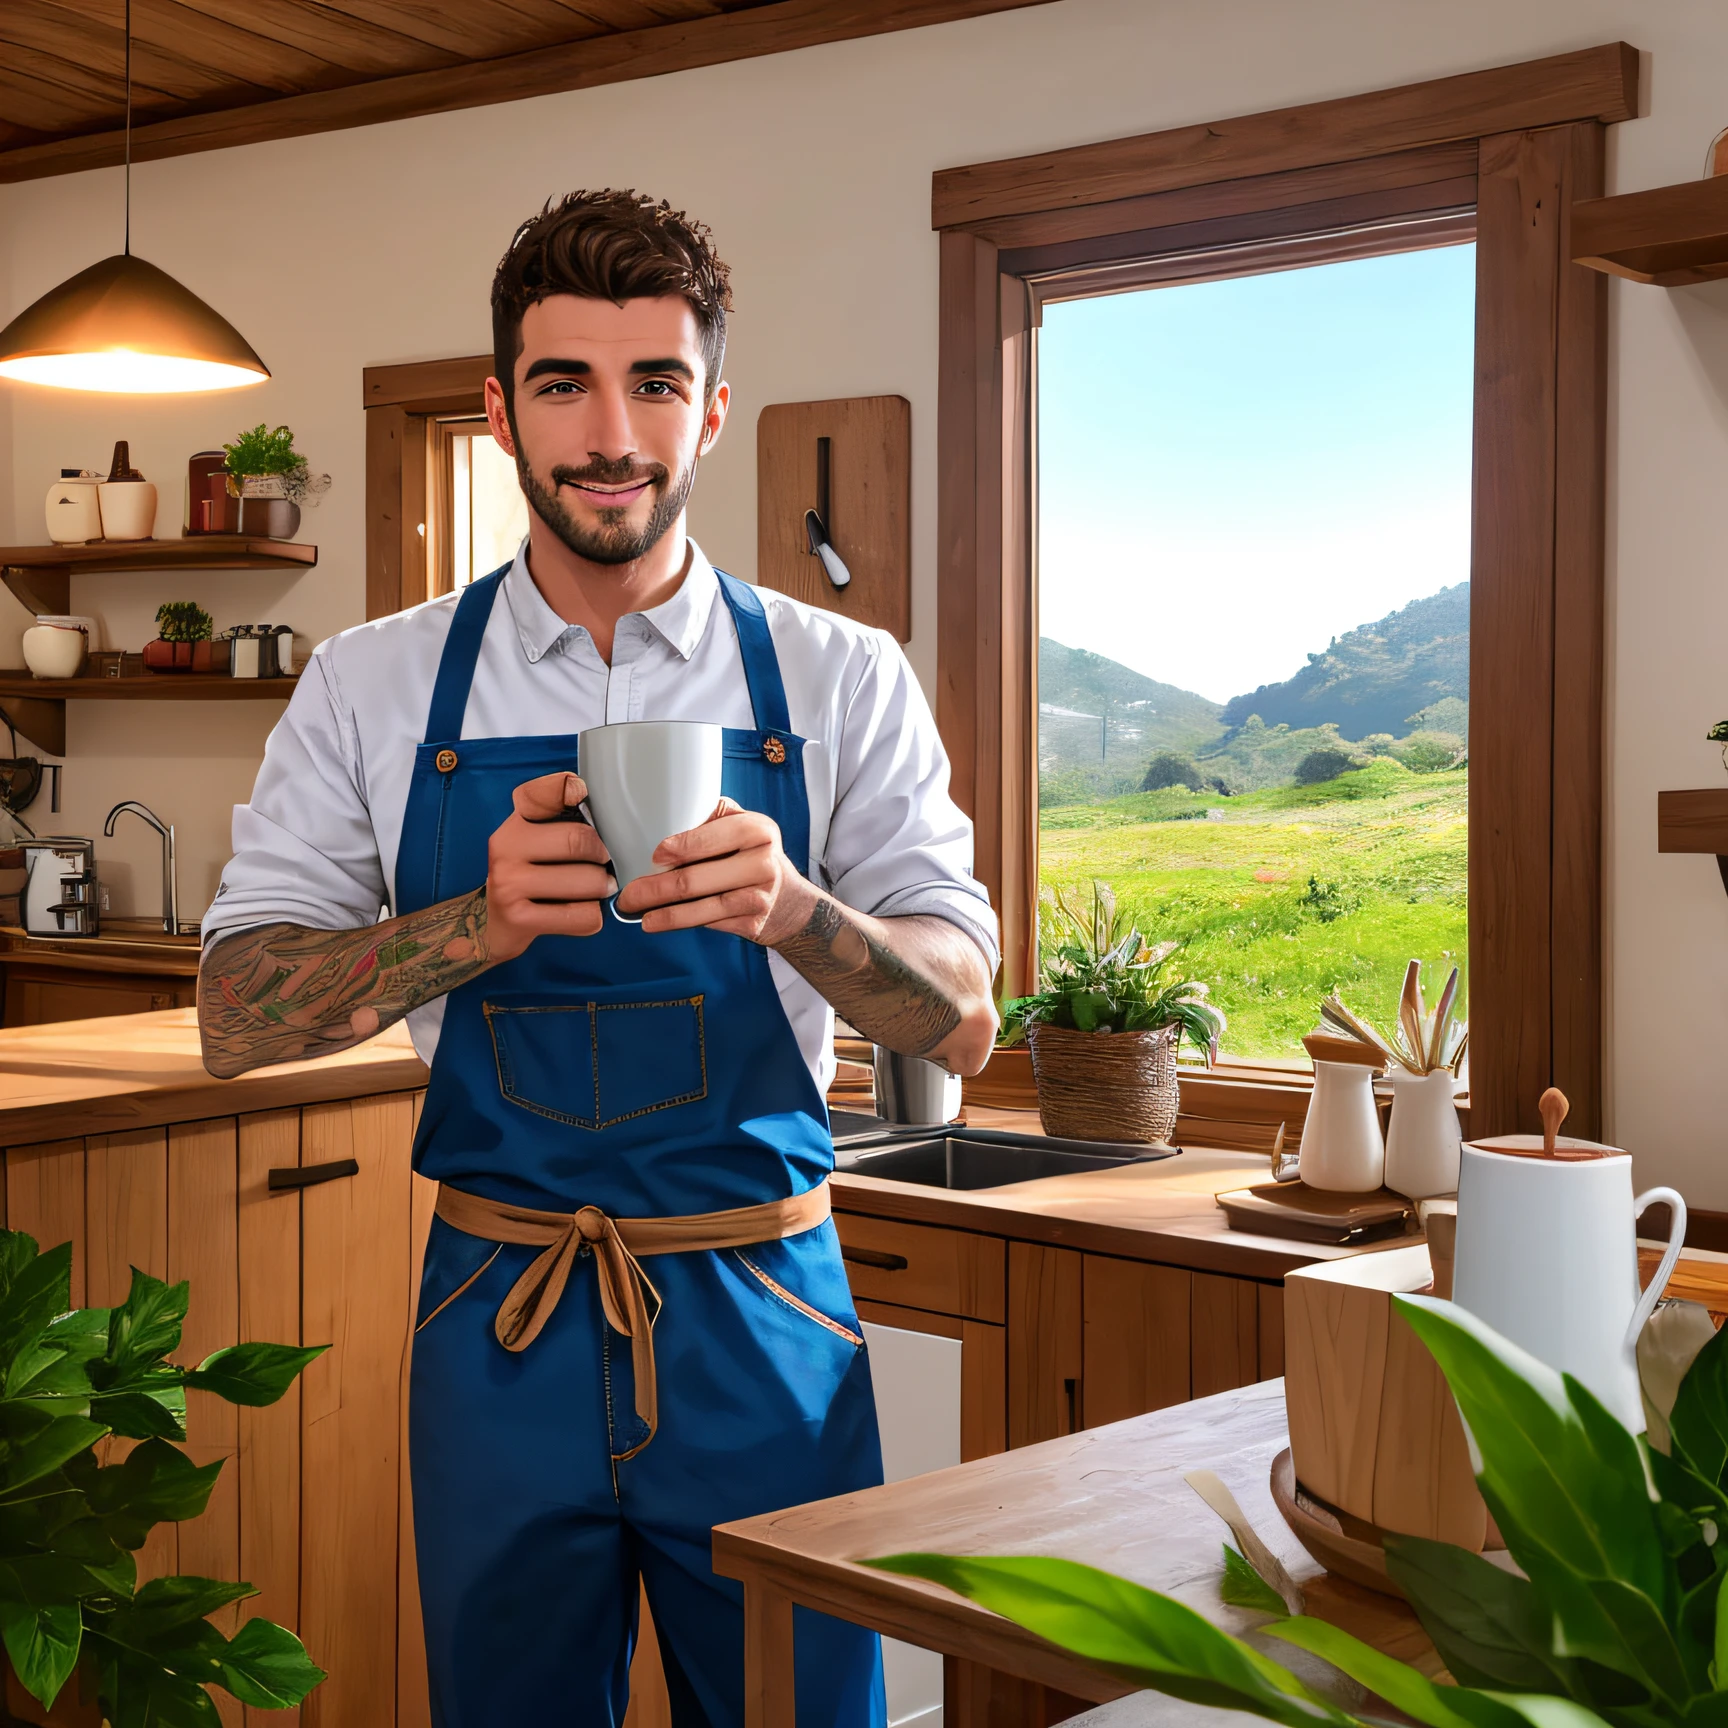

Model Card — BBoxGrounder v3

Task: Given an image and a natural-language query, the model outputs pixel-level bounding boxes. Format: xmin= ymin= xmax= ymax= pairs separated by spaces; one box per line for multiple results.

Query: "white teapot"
xmin=1452 ymin=1088 xmax=1685 ymax=1432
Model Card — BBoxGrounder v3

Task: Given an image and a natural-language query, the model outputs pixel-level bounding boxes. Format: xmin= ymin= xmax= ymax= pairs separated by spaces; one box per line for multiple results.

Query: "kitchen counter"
xmin=0 ymin=919 xmax=201 ymax=975
xmin=831 ymin=1104 xmax=1370 ymax=1281
xmin=0 ymin=1004 xmax=426 ymax=1142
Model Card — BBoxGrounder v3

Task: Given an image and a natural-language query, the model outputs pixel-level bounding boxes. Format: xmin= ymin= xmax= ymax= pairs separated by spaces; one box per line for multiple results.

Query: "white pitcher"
xmin=1453 ymin=1118 xmax=1685 ymax=1432
xmin=1384 ymin=1068 xmax=1464 ymax=1199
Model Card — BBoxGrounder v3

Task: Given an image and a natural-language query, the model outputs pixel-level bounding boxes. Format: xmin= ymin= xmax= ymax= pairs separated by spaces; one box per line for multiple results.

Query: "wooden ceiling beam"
xmin=165 ymin=0 xmax=461 ymax=78
xmin=0 ymin=0 xmax=1053 ymax=182
xmin=33 ymin=0 xmax=356 ymax=94
xmin=309 ymin=0 xmax=603 ymax=60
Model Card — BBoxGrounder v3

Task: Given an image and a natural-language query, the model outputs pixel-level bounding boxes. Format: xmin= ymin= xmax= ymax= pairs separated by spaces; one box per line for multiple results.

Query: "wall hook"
xmin=804 ymin=435 xmax=851 ymax=589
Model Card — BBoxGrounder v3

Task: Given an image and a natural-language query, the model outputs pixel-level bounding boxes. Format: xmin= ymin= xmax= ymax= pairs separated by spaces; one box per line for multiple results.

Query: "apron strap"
xmin=422 ymin=567 xmax=508 ymax=743
xmin=714 ymin=569 xmax=791 ymax=737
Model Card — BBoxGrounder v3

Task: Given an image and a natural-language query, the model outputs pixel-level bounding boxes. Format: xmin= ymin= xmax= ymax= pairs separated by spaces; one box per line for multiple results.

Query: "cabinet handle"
xmin=1064 ymin=1376 xmax=1079 ymax=1433
xmin=841 ymin=1245 xmax=909 ymax=1272
xmin=269 ymin=1158 xmax=359 ymax=1192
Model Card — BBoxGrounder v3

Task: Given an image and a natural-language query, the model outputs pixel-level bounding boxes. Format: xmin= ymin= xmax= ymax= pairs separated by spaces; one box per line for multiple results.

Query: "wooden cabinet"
xmin=3 ymin=961 xmax=197 ymax=1026
xmin=0 ymin=1089 xmax=430 ymax=1728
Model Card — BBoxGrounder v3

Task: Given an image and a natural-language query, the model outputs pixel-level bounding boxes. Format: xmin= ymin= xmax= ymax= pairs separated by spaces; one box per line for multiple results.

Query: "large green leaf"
xmin=0 ymin=1231 xmax=41 ymax=1301
xmin=101 ymin=1271 xmax=188 ymax=1377
xmin=0 ymin=1414 xmax=109 ymax=1500
xmin=1383 ymin=1535 xmax=1576 ymax=1696
xmin=85 ymin=1441 xmax=224 ymax=1550
xmin=91 ymin=1638 xmax=223 ymax=1728
xmin=1396 ymin=1298 xmax=1669 ymax=1603
xmin=120 ymin=1577 xmax=256 ymax=1639
xmin=0 ymin=1598 xmax=81 ymax=1708
xmin=866 ymin=1554 xmax=1353 ymax=1728
xmin=215 ymin=1617 xmax=325 ymax=1708
xmin=91 ymin=1374 xmax=189 ymax=1442
xmin=1672 ymin=1325 xmax=1728 ymax=1489
xmin=184 ymin=1343 xmax=326 ymax=1408
xmin=0 ymin=1243 xmax=73 ymax=1381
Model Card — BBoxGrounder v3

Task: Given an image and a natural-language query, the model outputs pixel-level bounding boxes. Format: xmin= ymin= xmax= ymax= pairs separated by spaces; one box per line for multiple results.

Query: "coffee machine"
xmin=22 ymin=839 xmax=99 ymax=937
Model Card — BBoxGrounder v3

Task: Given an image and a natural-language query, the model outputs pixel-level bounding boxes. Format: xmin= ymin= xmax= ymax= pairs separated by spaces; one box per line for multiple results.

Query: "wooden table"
xmin=713 ymin=1379 xmax=1432 ymax=1728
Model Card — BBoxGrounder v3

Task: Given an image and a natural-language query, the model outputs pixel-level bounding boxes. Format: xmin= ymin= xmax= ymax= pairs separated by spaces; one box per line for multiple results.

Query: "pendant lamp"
xmin=0 ymin=1 xmax=268 ymax=394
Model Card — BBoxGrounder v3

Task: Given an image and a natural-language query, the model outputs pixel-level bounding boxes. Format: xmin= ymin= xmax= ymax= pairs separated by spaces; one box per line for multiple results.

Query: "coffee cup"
xmin=578 ymin=721 xmax=724 ymax=916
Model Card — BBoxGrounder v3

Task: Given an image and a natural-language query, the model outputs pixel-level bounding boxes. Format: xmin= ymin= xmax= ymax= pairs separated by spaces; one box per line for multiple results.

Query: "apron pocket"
xmin=484 ymin=992 xmax=707 ymax=1129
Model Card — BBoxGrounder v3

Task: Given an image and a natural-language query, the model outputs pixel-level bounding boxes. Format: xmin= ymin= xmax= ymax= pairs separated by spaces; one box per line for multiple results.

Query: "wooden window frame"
xmin=936 ymin=44 xmax=1635 ymax=1138
xmin=362 ymin=356 xmax=493 ymax=620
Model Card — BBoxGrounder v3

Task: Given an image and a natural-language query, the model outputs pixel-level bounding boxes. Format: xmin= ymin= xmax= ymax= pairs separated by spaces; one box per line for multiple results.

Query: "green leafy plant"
xmin=872 ymin=1292 xmax=1728 ymax=1728
xmin=999 ymin=881 xmax=1224 ymax=1057
xmin=153 ymin=603 xmax=212 ymax=645
xmin=0 ymin=1228 xmax=325 ymax=1726
xmin=220 ymin=425 xmax=299 ymax=479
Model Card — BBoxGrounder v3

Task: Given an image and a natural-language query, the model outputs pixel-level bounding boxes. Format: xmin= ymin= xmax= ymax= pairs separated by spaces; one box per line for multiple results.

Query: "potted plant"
xmin=873 ymin=1292 xmax=1728 ymax=1728
xmin=143 ymin=603 xmax=214 ymax=674
xmin=220 ymin=425 xmax=329 ymax=540
xmin=0 ymin=1226 xmax=324 ymax=1726
xmin=1001 ymin=881 xmax=1224 ymax=1144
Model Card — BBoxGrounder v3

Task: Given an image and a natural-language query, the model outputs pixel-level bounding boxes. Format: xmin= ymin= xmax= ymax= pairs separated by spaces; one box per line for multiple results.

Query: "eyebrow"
xmin=520 ymin=356 xmax=695 ymax=382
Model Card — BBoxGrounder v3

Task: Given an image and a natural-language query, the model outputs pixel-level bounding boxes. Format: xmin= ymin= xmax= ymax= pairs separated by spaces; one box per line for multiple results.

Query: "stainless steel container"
xmin=871 ymin=1046 xmax=962 ymax=1125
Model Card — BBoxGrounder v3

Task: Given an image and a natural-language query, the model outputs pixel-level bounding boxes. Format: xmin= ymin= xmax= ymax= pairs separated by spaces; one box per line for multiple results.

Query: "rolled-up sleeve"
xmin=200 ymin=649 xmax=387 ymax=944
xmin=823 ymin=633 xmax=1000 ymax=977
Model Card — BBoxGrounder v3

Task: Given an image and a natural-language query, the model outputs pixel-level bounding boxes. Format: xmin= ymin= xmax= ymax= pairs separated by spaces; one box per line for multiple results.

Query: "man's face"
xmin=486 ymin=293 xmax=727 ymax=567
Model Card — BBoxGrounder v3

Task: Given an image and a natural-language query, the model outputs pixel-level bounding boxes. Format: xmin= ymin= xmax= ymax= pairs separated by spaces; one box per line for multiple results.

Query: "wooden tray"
xmin=1270 ymin=1447 xmax=1403 ymax=1598
xmin=1217 ymin=1180 xmax=1416 ymax=1244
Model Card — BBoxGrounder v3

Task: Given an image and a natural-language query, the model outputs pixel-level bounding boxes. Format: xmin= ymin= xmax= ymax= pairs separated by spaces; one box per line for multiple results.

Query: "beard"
xmin=517 ymin=447 xmax=696 ymax=567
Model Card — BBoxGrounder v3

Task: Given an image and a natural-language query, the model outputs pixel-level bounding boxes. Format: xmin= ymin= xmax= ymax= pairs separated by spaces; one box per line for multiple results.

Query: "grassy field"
xmin=1037 ymin=759 xmax=1467 ymax=1060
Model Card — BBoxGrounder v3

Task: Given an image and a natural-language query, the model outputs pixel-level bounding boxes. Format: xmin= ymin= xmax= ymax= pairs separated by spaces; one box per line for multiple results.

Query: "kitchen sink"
xmin=831 ymin=1117 xmax=1177 ymax=1190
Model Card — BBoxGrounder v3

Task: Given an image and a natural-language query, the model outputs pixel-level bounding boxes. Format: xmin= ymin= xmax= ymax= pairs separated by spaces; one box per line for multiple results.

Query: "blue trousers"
xmin=409 ymin=1216 xmax=887 ymax=1728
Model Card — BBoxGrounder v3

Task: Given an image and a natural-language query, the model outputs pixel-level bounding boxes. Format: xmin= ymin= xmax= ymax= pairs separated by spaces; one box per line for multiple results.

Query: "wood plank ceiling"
xmin=0 ymin=0 xmax=1051 ymax=182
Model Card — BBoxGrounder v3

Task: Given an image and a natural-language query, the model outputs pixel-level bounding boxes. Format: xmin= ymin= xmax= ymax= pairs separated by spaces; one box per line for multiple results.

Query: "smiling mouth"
xmin=562 ymin=477 xmax=655 ymax=506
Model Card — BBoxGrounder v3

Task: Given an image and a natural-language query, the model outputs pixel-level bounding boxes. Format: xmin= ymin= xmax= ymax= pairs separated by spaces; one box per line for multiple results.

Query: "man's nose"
xmin=585 ymin=385 xmax=637 ymax=459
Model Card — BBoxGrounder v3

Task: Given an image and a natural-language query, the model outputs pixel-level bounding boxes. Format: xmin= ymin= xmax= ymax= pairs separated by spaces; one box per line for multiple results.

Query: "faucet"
xmin=104 ymin=801 xmax=178 ymax=935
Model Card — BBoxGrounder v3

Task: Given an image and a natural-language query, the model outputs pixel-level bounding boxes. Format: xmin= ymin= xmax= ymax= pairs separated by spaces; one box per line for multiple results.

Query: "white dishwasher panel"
xmin=863 ymin=1320 xmax=963 ymax=1728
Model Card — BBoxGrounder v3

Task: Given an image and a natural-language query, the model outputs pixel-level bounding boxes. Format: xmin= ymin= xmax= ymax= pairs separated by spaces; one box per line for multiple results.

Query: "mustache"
xmin=549 ymin=456 xmax=668 ymax=491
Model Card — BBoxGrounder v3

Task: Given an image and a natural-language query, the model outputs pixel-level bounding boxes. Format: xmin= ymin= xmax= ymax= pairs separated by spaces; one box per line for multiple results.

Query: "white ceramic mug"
xmin=1452 ymin=1142 xmax=1686 ymax=1431
xmin=578 ymin=721 xmax=724 ymax=917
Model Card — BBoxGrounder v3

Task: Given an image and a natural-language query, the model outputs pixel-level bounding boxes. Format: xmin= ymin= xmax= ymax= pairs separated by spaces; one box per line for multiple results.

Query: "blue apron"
xmin=399 ymin=567 xmax=885 ymax=1728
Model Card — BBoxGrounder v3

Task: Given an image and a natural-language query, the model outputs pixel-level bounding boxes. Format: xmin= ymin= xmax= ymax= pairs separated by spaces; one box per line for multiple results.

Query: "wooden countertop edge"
xmin=709 ymin=1534 xmax=1125 ymax=1704
xmin=0 ymin=944 xmax=202 ymax=978
xmin=828 ymin=1169 xmax=1351 ymax=1278
xmin=0 ymin=1050 xmax=429 ymax=1144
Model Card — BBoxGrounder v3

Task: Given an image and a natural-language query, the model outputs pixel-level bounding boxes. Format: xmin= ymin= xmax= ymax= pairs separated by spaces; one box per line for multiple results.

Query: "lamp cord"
xmin=123 ymin=0 xmax=132 ymax=255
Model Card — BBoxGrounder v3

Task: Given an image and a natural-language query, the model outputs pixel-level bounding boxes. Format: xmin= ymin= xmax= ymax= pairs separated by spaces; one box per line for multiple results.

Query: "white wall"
xmin=2 ymin=0 xmax=1726 ymax=1196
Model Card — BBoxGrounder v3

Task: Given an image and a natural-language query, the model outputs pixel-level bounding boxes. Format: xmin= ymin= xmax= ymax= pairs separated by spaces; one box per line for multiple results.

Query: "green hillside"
xmin=1038 ymin=639 xmax=1225 ymax=806
xmin=1219 ymin=582 xmax=1469 ymax=742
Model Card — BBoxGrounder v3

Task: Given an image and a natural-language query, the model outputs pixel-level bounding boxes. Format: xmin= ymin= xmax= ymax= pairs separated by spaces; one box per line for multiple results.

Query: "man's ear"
xmin=698 ymin=379 xmax=730 ymax=458
xmin=484 ymin=375 xmax=517 ymax=457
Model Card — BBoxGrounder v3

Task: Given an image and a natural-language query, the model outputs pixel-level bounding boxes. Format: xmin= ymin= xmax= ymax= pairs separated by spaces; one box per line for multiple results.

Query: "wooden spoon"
xmin=1539 ymin=1087 xmax=1569 ymax=1156
xmin=1398 ymin=959 xmax=1426 ymax=1074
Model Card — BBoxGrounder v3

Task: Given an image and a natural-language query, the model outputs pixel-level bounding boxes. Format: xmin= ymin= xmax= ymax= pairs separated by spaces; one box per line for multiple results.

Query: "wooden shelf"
xmin=0 ymin=673 xmax=298 ymax=757
xmin=1658 ymin=788 xmax=1728 ymax=895
xmin=1573 ymin=177 xmax=1728 ymax=285
xmin=0 ymin=537 xmax=316 ymax=616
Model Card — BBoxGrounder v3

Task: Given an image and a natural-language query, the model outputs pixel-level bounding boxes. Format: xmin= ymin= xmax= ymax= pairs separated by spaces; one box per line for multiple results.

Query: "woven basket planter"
xmin=1024 ymin=1020 xmax=1179 ymax=1145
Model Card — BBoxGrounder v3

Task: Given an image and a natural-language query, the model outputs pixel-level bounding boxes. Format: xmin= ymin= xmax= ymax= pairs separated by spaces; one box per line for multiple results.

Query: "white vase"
xmin=1297 ymin=1060 xmax=1384 ymax=1192
xmin=1383 ymin=1068 xmax=1464 ymax=1199
xmin=97 ymin=479 xmax=157 ymax=541
xmin=22 ymin=624 xmax=86 ymax=679
xmin=44 ymin=472 xmax=102 ymax=543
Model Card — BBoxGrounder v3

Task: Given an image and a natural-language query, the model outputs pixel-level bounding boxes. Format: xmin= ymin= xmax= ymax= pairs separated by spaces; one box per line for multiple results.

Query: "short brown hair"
xmin=491 ymin=189 xmax=733 ymax=414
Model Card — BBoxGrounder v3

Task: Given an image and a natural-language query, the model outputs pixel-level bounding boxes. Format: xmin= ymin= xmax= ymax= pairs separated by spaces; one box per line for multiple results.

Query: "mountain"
xmin=1039 ymin=639 xmax=1224 ymax=754
xmin=1219 ymin=583 xmax=1469 ymax=742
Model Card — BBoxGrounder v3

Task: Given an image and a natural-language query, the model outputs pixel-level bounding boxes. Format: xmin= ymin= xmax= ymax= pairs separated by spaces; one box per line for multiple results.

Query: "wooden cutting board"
xmin=1217 ymin=1180 xmax=1417 ymax=1244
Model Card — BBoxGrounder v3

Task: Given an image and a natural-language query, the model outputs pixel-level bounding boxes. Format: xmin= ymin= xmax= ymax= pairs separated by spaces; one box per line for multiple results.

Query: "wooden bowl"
xmin=1269 ymin=1448 xmax=1404 ymax=1599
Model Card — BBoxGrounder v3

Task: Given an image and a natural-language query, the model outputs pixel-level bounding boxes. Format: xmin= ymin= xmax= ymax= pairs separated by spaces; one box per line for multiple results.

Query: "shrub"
xmin=1140 ymin=751 xmax=1205 ymax=792
xmin=1292 ymin=746 xmax=1359 ymax=786
xmin=1395 ymin=729 xmax=1466 ymax=774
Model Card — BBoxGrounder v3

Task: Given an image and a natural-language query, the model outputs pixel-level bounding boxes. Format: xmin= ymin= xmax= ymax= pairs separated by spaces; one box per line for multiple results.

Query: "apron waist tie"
xmin=432 ymin=1182 xmax=833 ymax=1451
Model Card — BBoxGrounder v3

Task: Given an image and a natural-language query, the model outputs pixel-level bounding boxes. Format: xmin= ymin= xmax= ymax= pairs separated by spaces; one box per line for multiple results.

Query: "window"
xmin=1035 ymin=242 xmax=1475 ymax=1060
xmin=428 ymin=418 xmax=530 ymax=595
xmin=936 ymin=46 xmax=1625 ymax=1134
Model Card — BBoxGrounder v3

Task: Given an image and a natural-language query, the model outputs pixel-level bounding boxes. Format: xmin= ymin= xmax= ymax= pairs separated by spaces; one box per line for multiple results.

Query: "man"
xmin=199 ymin=189 xmax=998 ymax=1728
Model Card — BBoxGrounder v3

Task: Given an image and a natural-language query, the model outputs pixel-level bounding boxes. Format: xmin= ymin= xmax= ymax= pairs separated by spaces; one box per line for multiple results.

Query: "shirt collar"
xmin=501 ymin=537 xmax=720 ymax=664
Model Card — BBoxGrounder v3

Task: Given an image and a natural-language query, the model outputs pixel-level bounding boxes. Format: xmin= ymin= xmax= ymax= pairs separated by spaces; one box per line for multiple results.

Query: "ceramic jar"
xmin=22 ymin=621 xmax=87 ymax=679
xmin=97 ymin=439 xmax=156 ymax=541
xmin=44 ymin=470 xmax=102 ymax=543
xmin=1298 ymin=1060 xmax=1385 ymax=1191
xmin=1382 ymin=1068 xmax=1464 ymax=1199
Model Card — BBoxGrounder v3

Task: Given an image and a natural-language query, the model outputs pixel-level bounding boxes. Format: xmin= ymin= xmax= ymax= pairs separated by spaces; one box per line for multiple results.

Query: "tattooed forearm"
xmin=773 ymin=895 xmax=993 ymax=1071
xmin=199 ymin=889 xmax=495 ymax=1079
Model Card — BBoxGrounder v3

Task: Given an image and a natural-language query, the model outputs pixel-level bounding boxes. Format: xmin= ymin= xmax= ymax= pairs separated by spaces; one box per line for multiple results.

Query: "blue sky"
xmin=1037 ymin=242 xmax=1476 ymax=706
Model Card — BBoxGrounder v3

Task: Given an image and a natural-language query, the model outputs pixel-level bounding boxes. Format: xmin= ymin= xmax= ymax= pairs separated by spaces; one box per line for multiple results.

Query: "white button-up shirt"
xmin=204 ymin=541 xmax=998 ymax=1090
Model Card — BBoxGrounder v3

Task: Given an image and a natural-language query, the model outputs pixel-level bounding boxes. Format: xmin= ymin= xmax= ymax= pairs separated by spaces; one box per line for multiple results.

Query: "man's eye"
xmin=636 ymin=380 xmax=676 ymax=396
xmin=539 ymin=380 xmax=583 ymax=395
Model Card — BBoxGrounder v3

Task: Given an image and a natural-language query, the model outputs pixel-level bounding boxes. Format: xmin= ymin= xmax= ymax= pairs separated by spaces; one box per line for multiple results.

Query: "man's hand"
xmin=616 ymin=799 xmax=996 ymax=1075
xmin=613 ymin=797 xmax=815 ymax=942
xmin=483 ymin=771 xmax=617 ymax=962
